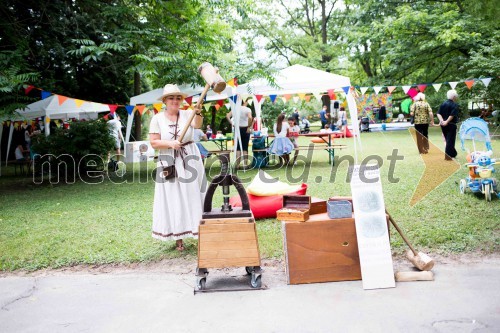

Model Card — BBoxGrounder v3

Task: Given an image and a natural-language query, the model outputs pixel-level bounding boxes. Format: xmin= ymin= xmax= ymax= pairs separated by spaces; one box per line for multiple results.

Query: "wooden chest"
xmin=276 ymin=195 xmax=310 ymax=222
xmin=310 ymin=197 xmax=327 ymax=215
xmin=282 ymin=213 xmax=361 ymax=285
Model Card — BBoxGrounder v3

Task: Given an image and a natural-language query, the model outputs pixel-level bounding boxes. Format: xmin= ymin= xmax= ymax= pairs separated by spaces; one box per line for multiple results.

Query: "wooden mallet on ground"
xmin=395 ymin=271 xmax=434 ymax=282
xmin=178 ymin=62 xmax=226 ymax=142
xmin=386 ymin=209 xmax=435 ymax=271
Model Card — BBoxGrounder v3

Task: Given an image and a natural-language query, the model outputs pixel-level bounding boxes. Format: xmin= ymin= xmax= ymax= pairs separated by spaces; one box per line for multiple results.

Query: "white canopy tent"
xmin=234 ymin=64 xmax=360 ymax=161
xmin=2 ymin=95 xmax=110 ymax=167
xmin=128 ymin=84 xmax=229 ymax=144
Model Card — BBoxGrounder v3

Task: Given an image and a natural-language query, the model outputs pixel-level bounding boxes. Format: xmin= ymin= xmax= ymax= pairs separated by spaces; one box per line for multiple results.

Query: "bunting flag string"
xmin=269 ymin=95 xmax=277 ymax=103
xmin=464 ymin=80 xmax=475 ymax=90
xmin=373 ymin=86 xmax=382 ymax=95
xmin=417 ymin=84 xmax=427 ymax=93
xmin=432 ymin=83 xmax=442 ymax=92
xmin=125 ymin=105 xmax=135 ymax=115
xmin=229 ymin=95 xmax=238 ymax=103
xmin=74 ymin=99 xmax=85 ymax=108
xmin=108 ymin=104 xmax=119 ymax=113
xmin=360 ymin=87 xmax=369 ymax=95
xmin=153 ymin=103 xmax=163 ymax=112
xmin=481 ymin=78 xmax=491 ymax=87
xmin=402 ymin=86 xmax=411 ymax=94
xmin=448 ymin=81 xmax=459 ymax=89
xmin=255 ymin=95 xmax=264 ymax=103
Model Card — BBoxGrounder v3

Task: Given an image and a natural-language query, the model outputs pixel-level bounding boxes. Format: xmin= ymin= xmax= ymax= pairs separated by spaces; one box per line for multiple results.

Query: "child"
xmin=206 ymin=125 xmax=213 ymax=139
xmin=268 ymin=113 xmax=294 ymax=165
xmin=287 ymin=117 xmax=300 ymax=165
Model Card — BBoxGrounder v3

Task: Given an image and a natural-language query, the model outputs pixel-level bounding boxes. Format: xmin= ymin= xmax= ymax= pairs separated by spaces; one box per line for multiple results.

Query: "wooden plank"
xmin=199 ymin=248 xmax=259 ymax=260
xmin=199 ymin=257 xmax=260 ymax=268
xmin=283 ymin=218 xmax=362 ymax=284
xmin=199 ymin=223 xmax=255 ymax=234
xmin=200 ymin=239 xmax=258 ymax=251
xmin=200 ymin=231 xmax=256 ymax=242
xmin=201 ymin=217 xmax=254 ymax=224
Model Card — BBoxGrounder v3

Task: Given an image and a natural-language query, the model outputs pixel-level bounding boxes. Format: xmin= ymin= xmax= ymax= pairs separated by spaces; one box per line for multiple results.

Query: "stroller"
xmin=360 ymin=116 xmax=370 ymax=132
xmin=251 ymin=136 xmax=268 ymax=168
xmin=458 ymin=117 xmax=499 ymax=201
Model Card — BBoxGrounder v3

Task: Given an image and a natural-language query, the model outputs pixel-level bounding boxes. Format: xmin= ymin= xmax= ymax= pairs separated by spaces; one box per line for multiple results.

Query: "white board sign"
xmin=350 ymin=164 xmax=395 ymax=290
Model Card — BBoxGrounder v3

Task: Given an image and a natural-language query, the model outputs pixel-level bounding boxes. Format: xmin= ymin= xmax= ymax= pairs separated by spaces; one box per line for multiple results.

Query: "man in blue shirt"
xmin=319 ymin=105 xmax=328 ymax=129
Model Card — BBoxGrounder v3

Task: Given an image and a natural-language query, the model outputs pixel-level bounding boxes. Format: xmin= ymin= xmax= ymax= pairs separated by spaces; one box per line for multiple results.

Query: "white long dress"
xmin=149 ymin=111 xmax=206 ymax=241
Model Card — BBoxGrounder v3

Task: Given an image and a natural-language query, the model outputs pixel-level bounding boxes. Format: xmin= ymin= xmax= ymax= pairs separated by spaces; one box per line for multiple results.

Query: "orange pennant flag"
xmin=136 ymin=105 xmax=146 ymax=115
xmin=305 ymin=95 xmax=311 ymax=102
xmin=215 ymin=104 xmax=221 ymax=111
xmin=57 ymin=95 xmax=69 ymax=105
xmin=464 ymin=80 xmax=475 ymax=90
xmin=327 ymin=89 xmax=336 ymax=100
xmin=283 ymin=94 xmax=292 ymax=102
xmin=74 ymin=99 xmax=85 ymax=108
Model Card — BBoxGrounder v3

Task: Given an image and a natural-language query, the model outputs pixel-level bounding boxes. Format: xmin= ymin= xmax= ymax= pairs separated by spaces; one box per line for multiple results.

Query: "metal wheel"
xmin=459 ymin=179 xmax=467 ymax=194
xmin=250 ymin=274 xmax=262 ymax=288
xmin=484 ymin=184 xmax=491 ymax=202
xmin=245 ymin=266 xmax=254 ymax=275
xmin=196 ymin=277 xmax=206 ymax=290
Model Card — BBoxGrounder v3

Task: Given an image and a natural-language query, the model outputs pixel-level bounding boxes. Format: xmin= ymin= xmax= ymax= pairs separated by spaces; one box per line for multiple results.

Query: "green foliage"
xmin=32 ymin=120 xmax=115 ymax=174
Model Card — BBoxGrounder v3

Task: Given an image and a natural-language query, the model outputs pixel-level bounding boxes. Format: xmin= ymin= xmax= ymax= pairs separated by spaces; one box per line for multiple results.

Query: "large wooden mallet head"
xmin=198 ymin=62 xmax=226 ymax=93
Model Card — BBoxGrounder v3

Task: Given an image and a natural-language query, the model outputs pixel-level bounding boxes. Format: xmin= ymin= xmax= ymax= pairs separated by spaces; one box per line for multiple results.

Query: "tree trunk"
xmin=133 ymin=71 xmax=141 ymax=141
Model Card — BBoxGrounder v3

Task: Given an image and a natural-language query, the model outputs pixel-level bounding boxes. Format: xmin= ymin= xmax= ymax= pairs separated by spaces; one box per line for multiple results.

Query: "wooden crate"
xmin=276 ymin=195 xmax=310 ymax=222
xmin=198 ymin=217 xmax=261 ymax=269
xmin=310 ymin=197 xmax=327 ymax=215
xmin=282 ymin=213 xmax=362 ymax=285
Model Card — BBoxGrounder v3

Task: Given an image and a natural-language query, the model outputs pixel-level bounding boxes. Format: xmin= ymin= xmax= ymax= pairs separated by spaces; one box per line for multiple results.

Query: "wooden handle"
xmin=179 ymin=83 xmax=210 ymax=142
xmin=395 ymin=271 xmax=434 ymax=282
xmin=385 ymin=209 xmax=418 ymax=256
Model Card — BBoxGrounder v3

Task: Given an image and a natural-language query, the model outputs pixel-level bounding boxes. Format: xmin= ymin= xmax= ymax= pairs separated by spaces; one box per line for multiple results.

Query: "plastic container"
xmin=327 ymin=200 xmax=352 ymax=219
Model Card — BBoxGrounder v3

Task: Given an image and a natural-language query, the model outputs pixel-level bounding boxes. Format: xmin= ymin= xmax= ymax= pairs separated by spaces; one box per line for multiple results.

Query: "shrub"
xmin=32 ymin=120 xmax=115 ymax=177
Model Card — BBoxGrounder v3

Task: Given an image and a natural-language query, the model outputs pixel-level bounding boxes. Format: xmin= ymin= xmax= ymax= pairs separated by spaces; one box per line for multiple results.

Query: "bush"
xmin=32 ymin=120 xmax=115 ymax=177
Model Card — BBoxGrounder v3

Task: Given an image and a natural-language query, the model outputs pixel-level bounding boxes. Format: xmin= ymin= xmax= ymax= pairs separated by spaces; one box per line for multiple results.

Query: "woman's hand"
xmin=169 ymin=140 xmax=182 ymax=149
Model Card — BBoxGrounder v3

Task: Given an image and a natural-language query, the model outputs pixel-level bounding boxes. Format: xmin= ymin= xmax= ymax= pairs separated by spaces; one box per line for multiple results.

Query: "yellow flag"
xmin=74 ymin=99 xmax=85 ymax=108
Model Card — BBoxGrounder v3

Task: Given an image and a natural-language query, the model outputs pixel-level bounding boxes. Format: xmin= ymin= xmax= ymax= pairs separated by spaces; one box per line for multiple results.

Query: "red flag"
xmin=216 ymin=99 xmax=224 ymax=107
xmin=108 ymin=104 xmax=118 ymax=113
xmin=327 ymin=89 xmax=336 ymax=100
xmin=417 ymin=84 xmax=427 ymax=92
xmin=255 ymin=95 xmax=264 ymax=103
xmin=24 ymin=85 xmax=35 ymax=95
xmin=234 ymin=77 xmax=238 ymax=87
xmin=185 ymin=96 xmax=193 ymax=105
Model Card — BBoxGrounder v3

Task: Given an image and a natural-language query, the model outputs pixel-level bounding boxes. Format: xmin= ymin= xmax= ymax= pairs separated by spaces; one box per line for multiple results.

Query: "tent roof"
xmin=130 ymin=84 xmax=229 ymax=105
xmin=236 ymin=64 xmax=351 ymax=96
xmin=14 ymin=95 xmax=110 ymax=120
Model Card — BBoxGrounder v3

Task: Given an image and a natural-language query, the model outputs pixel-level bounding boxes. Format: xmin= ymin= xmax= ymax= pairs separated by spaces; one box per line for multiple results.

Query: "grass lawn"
xmin=0 ymin=125 xmax=499 ymax=271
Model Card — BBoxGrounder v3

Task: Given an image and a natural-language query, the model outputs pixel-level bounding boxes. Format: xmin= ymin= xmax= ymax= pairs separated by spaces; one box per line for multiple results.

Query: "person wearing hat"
xmin=149 ymin=84 xmax=206 ymax=251
xmin=107 ymin=113 xmax=124 ymax=161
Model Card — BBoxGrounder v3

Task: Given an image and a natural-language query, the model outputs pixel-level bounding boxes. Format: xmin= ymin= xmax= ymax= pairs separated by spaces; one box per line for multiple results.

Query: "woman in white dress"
xmin=149 ymin=84 xmax=206 ymax=251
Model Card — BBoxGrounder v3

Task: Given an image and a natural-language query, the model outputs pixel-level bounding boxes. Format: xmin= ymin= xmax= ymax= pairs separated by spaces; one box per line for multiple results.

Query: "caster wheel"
xmin=197 ymin=277 xmax=206 ymax=290
xmin=250 ymin=273 xmax=262 ymax=288
xmin=459 ymin=179 xmax=467 ymax=194
xmin=245 ymin=266 xmax=254 ymax=275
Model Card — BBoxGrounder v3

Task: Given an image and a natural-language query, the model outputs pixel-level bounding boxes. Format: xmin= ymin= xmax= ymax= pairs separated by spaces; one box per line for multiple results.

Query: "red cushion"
xmin=229 ymin=183 xmax=308 ymax=219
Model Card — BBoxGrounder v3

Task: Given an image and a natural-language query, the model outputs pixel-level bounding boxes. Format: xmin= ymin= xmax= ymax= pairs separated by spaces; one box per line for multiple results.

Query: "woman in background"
xmin=410 ymin=92 xmax=434 ymax=154
xmin=287 ymin=117 xmax=300 ymax=165
xmin=268 ymin=113 xmax=294 ymax=165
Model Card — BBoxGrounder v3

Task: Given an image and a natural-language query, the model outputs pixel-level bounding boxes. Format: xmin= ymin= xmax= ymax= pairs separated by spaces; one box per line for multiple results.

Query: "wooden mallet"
xmin=178 ymin=62 xmax=226 ymax=142
xmin=386 ymin=209 xmax=435 ymax=271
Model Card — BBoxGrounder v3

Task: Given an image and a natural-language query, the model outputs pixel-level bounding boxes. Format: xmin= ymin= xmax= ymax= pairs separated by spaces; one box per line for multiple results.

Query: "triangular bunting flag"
xmin=387 ymin=86 xmax=397 ymax=94
xmin=402 ymin=86 xmax=411 ymax=94
xmin=41 ymin=91 xmax=51 ymax=100
xmin=225 ymin=103 xmax=231 ymax=109
xmin=312 ymin=91 xmax=322 ymax=101
xmin=360 ymin=87 xmax=369 ymax=95
xmin=481 ymin=78 xmax=491 ymax=87
xmin=255 ymin=95 xmax=264 ymax=103
xmin=417 ymin=84 xmax=427 ymax=92
xmin=216 ymin=99 xmax=224 ymax=107
xmin=432 ymin=83 xmax=442 ymax=92
xmin=233 ymin=77 xmax=238 ymax=87
xmin=154 ymin=109 xmax=159 ymax=114
xmin=269 ymin=95 xmax=277 ymax=103
xmin=407 ymin=88 xmax=419 ymax=99
xmin=45 ymin=116 xmax=50 ymax=123
xmin=136 ymin=105 xmax=145 ymax=115
xmin=448 ymin=81 xmax=459 ymax=89
xmin=203 ymin=103 xmax=212 ymax=111
xmin=24 ymin=85 xmax=35 ymax=95
xmin=226 ymin=78 xmax=236 ymax=88
xmin=305 ymin=95 xmax=311 ymax=102
xmin=108 ymin=104 xmax=118 ymax=113
xmin=281 ymin=97 xmax=287 ymax=104
xmin=327 ymin=89 xmax=335 ymax=99
xmin=73 ymin=99 xmax=84 ymax=107
xmin=292 ymin=96 xmax=299 ymax=103
xmin=464 ymin=80 xmax=474 ymax=90
xmin=283 ymin=94 xmax=292 ymax=102
xmin=185 ymin=96 xmax=193 ymax=105
xmin=298 ymin=93 xmax=306 ymax=100
xmin=229 ymin=95 xmax=238 ymax=103
xmin=125 ymin=105 xmax=135 ymax=115
xmin=341 ymin=86 xmax=350 ymax=95
xmin=247 ymin=99 xmax=253 ymax=106
xmin=373 ymin=86 xmax=382 ymax=95
xmin=57 ymin=95 xmax=68 ymax=105
xmin=215 ymin=104 xmax=221 ymax=111
xmin=153 ymin=103 xmax=163 ymax=111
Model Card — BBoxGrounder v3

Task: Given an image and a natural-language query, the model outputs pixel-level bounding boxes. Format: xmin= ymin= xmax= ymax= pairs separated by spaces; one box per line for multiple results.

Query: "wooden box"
xmin=276 ymin=195 xmax=310 ymax=222
xmin=310 ymin=197 xmax=327 ymax=215
xmin=198 ymin=217 xmax=261 ymax=269
xmin=282 ymin=213 xmax=361 ymax=284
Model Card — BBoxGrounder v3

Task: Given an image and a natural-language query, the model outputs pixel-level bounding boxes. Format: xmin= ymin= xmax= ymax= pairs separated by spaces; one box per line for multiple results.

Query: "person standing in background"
xmin=437 ymin=89 xmax=459 ymax=161
xmin=319 ymin=105 xmax=328 ymax=129
xmin=226 ymin=99 xmax=252 ymax=169
xmin=107 ymin=113 xmax=124 ymax=161
xmin=410 ymin=93 xmax=434 ymax=154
